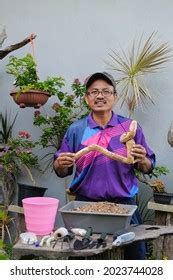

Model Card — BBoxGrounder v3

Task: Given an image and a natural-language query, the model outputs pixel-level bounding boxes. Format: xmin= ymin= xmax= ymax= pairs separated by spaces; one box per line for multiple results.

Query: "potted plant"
xmin=6 ymin=53 xmax=65 ymax=108
xmin=0 ymin=129 xmax=41 ymax=208
xmin=33 ymin=78 xmax=89 ymax=170
xmin=0 ymin=111 xmax=47 ymax=209
xmin=106 ymin=32 xmax=172 ymax=115
xmin=33 ymin=78 xmax=89 ymax=202
xmin=135 ymin=166 xmax=172 ymax=204
xmin=0 ymin=111 xmax=18 ymax=207
xmin=0 ymin=126 xmax=42 ymax=245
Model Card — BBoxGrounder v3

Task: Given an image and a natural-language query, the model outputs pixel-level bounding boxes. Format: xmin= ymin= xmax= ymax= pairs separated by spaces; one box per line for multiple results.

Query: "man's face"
xmin=85 ymin=79 xmax=117 ymax=113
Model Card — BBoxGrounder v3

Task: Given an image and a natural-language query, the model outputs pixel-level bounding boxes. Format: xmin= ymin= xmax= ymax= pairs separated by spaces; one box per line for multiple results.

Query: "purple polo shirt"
xmin=54 ymin=112 xmax=155 ymax=200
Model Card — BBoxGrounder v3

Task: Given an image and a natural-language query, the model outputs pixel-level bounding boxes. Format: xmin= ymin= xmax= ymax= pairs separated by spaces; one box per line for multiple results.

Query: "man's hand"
xmin=131 ymin=144 xmax=146 ymax=163
xmin=131 ymin=144 xmax=152 ymax=173
xmin=55 ymin=152 xmax=76 ymax=168
xmin=54 ymin=152 xmax=76 ymax=177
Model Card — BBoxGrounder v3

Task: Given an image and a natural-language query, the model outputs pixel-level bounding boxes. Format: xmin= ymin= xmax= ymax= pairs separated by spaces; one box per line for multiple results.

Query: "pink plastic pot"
xmin=22 ymin=197 xmax=59 ymax=235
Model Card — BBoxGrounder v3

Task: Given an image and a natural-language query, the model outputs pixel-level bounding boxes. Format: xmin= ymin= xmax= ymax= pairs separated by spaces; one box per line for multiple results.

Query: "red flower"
xmin=74 ymin=78 xmax=80 ymax=85
xmin=18 ymin=131 xmax=31 ymax=139
xmin=34 ymin=110 xmax=41 ymax=118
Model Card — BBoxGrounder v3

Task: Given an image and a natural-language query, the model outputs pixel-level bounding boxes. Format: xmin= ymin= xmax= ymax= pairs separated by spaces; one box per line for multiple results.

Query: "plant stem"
xmin=23 ymin=164 xmax=36 ymax=186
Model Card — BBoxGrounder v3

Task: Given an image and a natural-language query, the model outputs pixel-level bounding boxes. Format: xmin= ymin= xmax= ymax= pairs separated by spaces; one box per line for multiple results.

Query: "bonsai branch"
xmin=23 ymin=164 xmax=36 ymax=186
xmin=0 ymin=34 xmax=36 ymax=60
xmin=136 ymin=173 xmax=166 ymax=193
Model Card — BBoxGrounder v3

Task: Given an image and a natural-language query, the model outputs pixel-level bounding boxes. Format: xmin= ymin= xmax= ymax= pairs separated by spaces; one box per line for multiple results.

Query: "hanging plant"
xmin=6 ymin=53 xmax=65 ymax=108
xmin=106 ymin=32 xmax=172 ymax=115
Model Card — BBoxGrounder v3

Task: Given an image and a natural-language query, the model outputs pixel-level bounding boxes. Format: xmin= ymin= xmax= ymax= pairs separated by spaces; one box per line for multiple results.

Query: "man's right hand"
xmin=55 ymin=152 xmax=76 ymax=169
xmin=53 ymin=152 xmax=76 ymax=177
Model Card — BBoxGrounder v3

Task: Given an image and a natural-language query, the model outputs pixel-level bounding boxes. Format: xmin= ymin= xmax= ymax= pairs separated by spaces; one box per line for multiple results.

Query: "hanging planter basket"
xmin=10 ymin=89 xmax=50 ymax=108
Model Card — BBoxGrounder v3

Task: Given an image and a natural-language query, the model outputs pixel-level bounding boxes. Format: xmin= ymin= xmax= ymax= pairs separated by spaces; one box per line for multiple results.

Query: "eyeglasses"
xmin=86 ymin=89 xmax=114 ymax=98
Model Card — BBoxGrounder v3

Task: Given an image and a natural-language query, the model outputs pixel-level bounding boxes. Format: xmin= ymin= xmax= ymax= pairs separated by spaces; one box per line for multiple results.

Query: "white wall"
xmin=1 ymin=0 xmax=173 ymax=224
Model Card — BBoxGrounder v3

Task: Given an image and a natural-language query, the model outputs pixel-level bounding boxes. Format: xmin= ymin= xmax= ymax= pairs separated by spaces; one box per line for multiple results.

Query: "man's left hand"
xmin=131 ymin=144 xmax=152 ymax=173
xmin=131 ymin=144 xmax=146 ymax=163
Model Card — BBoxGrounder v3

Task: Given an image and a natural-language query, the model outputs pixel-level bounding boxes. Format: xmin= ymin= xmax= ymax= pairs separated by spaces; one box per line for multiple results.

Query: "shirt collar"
xmin=87 ymin=112 xmax=118 ymax=128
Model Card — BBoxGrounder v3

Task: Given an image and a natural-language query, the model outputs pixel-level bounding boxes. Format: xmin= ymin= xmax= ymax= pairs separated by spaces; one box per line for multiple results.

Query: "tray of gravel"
xmin=59 ymin=201 xmax=137 ymax=234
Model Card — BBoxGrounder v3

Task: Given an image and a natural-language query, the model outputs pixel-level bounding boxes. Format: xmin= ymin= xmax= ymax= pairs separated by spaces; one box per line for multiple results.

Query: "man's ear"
xmin=114 ymin=93 xmax=118 ymax=104
xmin=84 ymin=95 xmax=89 ymax=105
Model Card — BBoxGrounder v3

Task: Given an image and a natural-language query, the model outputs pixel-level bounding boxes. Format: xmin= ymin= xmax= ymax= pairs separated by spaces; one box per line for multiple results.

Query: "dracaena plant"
xmin=0 ymin=111 xmax=18 ymax=144
xmin=106 ymin=32 xmax=172 ymax=115
xmin=33 ymin=78 xmax=89 ymax=170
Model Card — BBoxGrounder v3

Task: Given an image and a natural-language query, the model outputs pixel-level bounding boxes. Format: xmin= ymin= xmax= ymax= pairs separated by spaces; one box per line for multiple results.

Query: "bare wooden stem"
xmin=0 ymin=34 xmax=36 ymax=60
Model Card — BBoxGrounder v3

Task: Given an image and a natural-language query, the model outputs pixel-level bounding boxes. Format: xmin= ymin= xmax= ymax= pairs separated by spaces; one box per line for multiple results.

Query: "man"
xmin=54 ymin=72 xmax=155 ymax=259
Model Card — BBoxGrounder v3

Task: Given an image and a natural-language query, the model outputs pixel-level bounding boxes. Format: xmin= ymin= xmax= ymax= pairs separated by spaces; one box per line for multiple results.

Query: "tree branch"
xmin=0 ymin=33 xmax=36 ymax=60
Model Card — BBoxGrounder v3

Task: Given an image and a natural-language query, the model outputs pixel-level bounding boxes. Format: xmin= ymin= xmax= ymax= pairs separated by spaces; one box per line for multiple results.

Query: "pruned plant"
xmin=135 ymin=165 xmax=170 ymax=193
